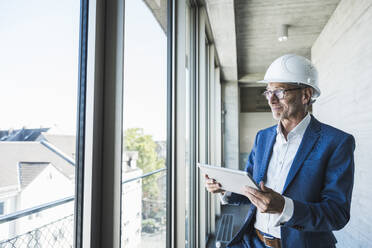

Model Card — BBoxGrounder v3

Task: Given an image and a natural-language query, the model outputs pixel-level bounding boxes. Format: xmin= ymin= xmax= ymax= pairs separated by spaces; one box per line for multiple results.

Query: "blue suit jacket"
xmin=227 ymin=115 xmax=355 ymax=248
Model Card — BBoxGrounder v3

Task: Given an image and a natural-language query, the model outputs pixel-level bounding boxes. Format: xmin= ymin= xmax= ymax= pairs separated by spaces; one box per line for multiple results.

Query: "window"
xmin=0 ymin=0 xmax=80 ymax=245
xmin=121 ymin=0 xmax=168 ymax=247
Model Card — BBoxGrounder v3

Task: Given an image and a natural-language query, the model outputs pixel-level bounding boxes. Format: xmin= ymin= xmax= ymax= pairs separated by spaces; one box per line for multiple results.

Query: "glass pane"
xmin=0 ymin=0 xmax=80 ymax=246
xmin=121 ymin=0 xmax=168 ymax=247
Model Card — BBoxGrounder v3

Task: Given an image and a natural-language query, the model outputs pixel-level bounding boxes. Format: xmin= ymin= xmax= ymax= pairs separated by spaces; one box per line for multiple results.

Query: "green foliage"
xmin=124 ymin=128 xmax=165 ymax=201
xmin=142 ymin=218 xmax=160 ymax=233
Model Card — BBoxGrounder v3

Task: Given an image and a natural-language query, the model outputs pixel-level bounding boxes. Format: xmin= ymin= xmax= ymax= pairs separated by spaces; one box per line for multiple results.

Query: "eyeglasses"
xmin=262 ymin=87 xmax=304 ymax=100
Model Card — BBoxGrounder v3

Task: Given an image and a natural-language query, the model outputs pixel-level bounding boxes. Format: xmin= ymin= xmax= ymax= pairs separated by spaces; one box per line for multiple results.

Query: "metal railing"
xmin=0 ymin=215 xmax=74 ymax=248
xmin=0 ymin=197 xmax=74 ymax=225
xmin=0 ymin=168 xmax=167 ymax=247
xmin=0 ymin=197 xmax=75 ymax=247
xmin=122 ymin=167 xmax=166 ymax=184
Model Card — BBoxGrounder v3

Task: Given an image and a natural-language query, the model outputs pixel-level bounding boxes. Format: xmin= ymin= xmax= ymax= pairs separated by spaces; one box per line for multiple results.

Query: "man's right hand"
xmin=204 ymin=174 xmax=226 ymax=194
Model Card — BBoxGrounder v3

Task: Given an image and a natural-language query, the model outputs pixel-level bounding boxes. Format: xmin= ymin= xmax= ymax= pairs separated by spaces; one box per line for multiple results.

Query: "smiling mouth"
xmin=271 ymin=106 xmax=282 ymax=111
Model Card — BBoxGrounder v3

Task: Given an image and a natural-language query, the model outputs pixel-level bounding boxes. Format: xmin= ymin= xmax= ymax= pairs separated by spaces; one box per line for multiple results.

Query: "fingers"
xmin=243 ymin=188 xmax=267 ymax=212
xmin=206 ymin=180 xmax=220 ymax=188
xmin=205 ymin=175 xmax=219 ymax=185
xmin=206 ymin=185 xmax=223 ymax=193
xmin=244 ymin=185 xmax=266 ymax=199
xmin=260 ymin=181 xmax=271 ymax=193
xmin=260 ymin=181 xmax=265 ymax=191
xmin=204 ymin=174 xmax=218 ymax=185
xmin=242 ymin=184 xmax=284 ymax=213
xmin=204 ymin=175 xmax=223 ymax=193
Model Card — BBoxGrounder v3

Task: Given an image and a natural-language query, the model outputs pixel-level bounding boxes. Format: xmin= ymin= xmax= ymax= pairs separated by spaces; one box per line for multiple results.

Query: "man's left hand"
xmin=242 ymin=181 xmax=285 ymax=214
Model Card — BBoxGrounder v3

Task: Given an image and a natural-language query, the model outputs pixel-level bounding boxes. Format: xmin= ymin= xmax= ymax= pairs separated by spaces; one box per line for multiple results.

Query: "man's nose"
xmin=268 ymin=93 xmax=278 ymax=104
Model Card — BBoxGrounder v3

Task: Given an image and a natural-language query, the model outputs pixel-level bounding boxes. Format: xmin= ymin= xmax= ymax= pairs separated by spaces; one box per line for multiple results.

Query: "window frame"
xmin=74 ymin=0 xmax=89 ymax=247
xmin=196 ymin=6 xmax=221 ymax=246
xmin=80 ymin=0 xmax=175 ymax=247
xmin=186 ymin=2 xmax=198 ymax=248
xmin=77 ymin=1 xmax=223 ymax=247
xmin=80 ymin=0 xmax=125 ymax=247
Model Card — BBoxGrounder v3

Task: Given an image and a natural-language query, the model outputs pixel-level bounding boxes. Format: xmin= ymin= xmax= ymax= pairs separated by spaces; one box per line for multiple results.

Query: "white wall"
xmin=222 ymin=81 xmax=240 ymax=170
xmin=239 ymin=112 xmax=277 ymax=170
xmin=0 ymin=195 xmax=17 ymax=241
xmin=311 ymin=0 xmax=372 ymax=247
xmin=18 ymin=166 xmax=74 ymax=236
xmin=240 ymin=112 xmax=277 ymax=153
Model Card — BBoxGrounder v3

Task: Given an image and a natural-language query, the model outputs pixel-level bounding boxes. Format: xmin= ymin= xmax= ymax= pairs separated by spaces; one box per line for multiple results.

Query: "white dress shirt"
xmin=220 ymin=113 xmax=311 ymax=238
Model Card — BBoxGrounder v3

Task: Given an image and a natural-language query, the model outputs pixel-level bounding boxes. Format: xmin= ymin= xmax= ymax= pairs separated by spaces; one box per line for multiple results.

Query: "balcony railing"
xmin=0 ymin=168 xmax=166 ymax=248
xmin=0 ymin=197 xmax=74 ymax=248
xmin=122 ymin=168 xmax=167 ymax=247
xmin=0 ymin=214 xmax=74 ymax=248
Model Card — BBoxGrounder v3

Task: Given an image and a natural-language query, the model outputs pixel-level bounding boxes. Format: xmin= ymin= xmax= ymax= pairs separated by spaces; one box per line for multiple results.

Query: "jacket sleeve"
xmin=227 ymin=131 xmax=260 ymax=205
xmin=283 ymin=134 xmax=355 ymax=231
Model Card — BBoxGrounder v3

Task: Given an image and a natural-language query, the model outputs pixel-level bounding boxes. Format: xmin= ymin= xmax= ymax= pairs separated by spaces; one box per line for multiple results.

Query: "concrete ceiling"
xmin=144 ymin=0 xmax=167 ymax=34
xmin=206 ymin=0 xmax=341 ymax=82
xmin=206 ymin=0 xmax=238 ymax=81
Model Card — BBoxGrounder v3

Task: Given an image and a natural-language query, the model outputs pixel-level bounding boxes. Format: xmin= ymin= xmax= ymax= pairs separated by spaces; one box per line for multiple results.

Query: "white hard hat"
xmin=258 ymin=54 xmax=321 ymax=98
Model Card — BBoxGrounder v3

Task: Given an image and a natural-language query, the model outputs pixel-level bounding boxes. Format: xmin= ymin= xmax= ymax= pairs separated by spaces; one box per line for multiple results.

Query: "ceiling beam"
xmin=205 ymin=0 xmax=238 ymax=81
xmin=239 ymin=73 xmax=265 ymax=84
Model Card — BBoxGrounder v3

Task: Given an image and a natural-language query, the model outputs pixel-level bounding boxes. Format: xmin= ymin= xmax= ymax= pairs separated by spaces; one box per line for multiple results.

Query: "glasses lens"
xmin=274 ymin=90 xmax=284 ymax=99
xmin=263 ymin=91 xmax=271 ymax=99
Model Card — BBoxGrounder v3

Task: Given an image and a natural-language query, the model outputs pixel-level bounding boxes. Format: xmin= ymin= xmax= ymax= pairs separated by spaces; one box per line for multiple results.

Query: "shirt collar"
xmin=276 ymin=113 xmax=311 ymax=141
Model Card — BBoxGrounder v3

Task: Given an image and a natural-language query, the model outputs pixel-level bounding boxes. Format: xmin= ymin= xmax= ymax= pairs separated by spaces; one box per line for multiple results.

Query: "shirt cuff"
xmin=219 ymin=191 xmax=232 ymax=205
xmin=273 ymin=196 xmax=294 ymax=227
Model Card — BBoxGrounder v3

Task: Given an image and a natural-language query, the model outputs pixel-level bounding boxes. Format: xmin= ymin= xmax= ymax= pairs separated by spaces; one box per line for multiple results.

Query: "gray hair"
xmin=288 ymin=83 xmax=316 ymax=105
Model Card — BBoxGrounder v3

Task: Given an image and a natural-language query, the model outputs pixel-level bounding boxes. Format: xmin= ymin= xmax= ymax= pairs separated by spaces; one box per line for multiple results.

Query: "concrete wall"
xmin=311 ymin=0 xmax=372 ymax=247
xmin=222 ymin=81 xmax=239 ymax=170
xmin=239 ymin=112 xmax=277 ymax=170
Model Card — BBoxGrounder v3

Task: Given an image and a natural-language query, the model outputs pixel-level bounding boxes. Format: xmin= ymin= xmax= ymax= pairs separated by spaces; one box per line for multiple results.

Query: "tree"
xmin=124 ymin=128 xmax=165 ymax=206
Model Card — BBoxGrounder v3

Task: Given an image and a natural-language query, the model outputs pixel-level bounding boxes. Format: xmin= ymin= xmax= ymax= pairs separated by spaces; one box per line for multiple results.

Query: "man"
xmin=205 ymin=54 xmax=355 ymax=248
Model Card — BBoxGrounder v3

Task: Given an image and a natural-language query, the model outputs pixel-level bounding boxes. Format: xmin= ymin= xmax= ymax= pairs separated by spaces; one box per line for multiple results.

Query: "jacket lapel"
xmin=256 ymin=127 xmax=276 ymax=184
xmin=282 ymin=115 xmax=321 ymax=194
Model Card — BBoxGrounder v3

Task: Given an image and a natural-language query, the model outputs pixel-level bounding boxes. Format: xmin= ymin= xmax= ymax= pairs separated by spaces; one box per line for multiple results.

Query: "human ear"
xmin=302 ymin=88 xmax=312 ymax=105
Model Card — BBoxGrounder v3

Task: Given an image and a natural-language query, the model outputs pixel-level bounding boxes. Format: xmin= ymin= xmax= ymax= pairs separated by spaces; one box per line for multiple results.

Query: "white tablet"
xmin=198 ymin=163 xmax=259 ymax=195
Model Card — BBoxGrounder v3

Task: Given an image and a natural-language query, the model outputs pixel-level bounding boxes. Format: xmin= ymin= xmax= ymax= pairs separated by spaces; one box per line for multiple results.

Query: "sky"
xmin=0 ymin=0 xmax=167 ymax=141
xmin=123 ymin=0 xmax=167 ymax=141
